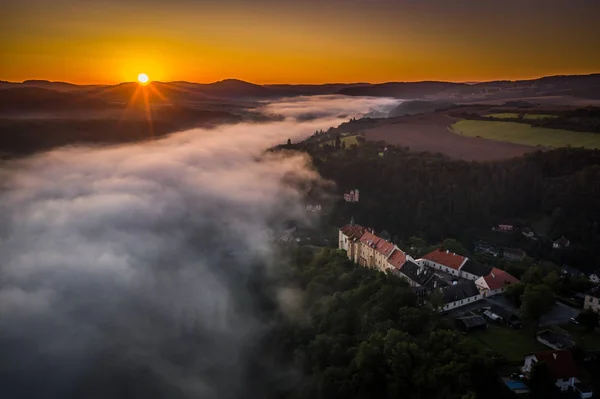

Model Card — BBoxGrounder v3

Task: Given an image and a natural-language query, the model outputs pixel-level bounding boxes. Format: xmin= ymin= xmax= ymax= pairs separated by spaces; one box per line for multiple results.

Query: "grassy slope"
xmin=451 ymin=120 xmax=600 ymax=149
xmin=468 ymin=325 xmax=547 ymax=363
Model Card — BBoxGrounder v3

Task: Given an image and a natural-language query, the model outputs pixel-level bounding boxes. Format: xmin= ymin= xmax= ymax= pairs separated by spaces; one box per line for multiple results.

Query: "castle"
xmin=339 ymin=222 xmax=519 ymax=311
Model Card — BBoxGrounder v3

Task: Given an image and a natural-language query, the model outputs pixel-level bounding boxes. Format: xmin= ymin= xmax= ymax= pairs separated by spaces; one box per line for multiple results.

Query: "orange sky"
xmin=2 ymin=0 xmax=600 ymax=84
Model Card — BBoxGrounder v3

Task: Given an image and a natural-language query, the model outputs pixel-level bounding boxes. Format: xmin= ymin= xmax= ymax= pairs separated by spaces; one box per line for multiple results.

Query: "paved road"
xmin=540 ymin=301 xmax=579 ymax=326
xmin=444 ymin=294 xmax=580 ymax=326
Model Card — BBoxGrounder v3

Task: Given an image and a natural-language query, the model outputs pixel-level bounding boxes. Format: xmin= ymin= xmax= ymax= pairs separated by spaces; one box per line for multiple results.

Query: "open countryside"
xmin=450 ymin=119 xmax=600 ymax=149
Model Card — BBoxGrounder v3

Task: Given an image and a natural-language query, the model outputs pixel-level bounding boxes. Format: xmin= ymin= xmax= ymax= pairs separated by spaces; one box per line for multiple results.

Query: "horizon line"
xmin=2 ymin=72 xmax=600 ymax=87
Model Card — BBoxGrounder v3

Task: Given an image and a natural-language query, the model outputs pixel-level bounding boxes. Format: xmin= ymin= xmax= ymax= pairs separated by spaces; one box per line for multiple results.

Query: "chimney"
xmin=552 ymin=353 xmax=557 ymax=360
xmin=446 ymin=250 xmax=449 ymax=254
xmin=491 ymin=272 xmax=495 ymax=278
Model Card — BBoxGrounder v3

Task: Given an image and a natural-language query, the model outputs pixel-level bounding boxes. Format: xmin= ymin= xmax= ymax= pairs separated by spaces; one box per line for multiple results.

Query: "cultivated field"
xmin=485 ymin=113 xmax=557 ymax=119
xmin=451 ymin=120 xmax=600 ymax=149
xmin=363 ymin=113 xmax=534 ymax=161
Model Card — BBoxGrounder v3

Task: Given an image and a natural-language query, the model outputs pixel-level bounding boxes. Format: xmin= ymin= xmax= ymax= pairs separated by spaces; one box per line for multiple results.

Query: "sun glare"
xmin=137 ymin=73 xmax=149 ymax=84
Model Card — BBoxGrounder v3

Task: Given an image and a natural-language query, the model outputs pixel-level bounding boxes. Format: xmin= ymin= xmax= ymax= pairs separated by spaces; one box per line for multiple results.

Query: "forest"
xmin=255 ymin=247 xmax=514 ymax=399
xmin=277 ymin=139 xmax=600 ymax=273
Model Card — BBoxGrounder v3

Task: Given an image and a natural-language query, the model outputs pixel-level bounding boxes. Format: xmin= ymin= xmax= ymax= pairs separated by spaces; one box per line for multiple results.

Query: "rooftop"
xmin=460 ymin=259 xmax=492 ymax=277
xmin=359 ymin=231 xmax=396 ymax=257
xmin=537 ymin=330 xmax=575 ymax=349
xmin=422 ymin=248 xmax=467 ymax=270
xmin=442 ymin=281 xmax=480 ymax=304
xmin=457 ymin=315 xmax=487 ymax=328
xmin=399 ymin=261 xmax=435 ymax=287
xmin=482 ymin=268 xmax=519 ymax=290
xmin=340 ymin=224 xmax=366 ymax=240
xmin=531 ymin=350 xmax=578 ymax=379
xmin=387 ymin=249 xmax=407 ymax=270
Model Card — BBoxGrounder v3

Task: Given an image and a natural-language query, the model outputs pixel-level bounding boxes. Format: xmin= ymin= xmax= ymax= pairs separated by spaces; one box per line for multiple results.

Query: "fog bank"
xmin=0 ymin=95 xmax=398 ymax=398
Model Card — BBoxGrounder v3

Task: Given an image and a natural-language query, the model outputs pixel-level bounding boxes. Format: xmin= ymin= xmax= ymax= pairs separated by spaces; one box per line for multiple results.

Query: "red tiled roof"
xmin=422 ymin=248 xmax=467 ymax=270
xmin=340 ymin=224 xmax=366 ymax=240
xmin=533 ymin=350 xmax=578 ymax=379
xmin=359 ymin=231 xmax=395 ymax=257
xmin=387 ymin=249 xmax=407 ymax=270
xmin=482 ymin=268 xmax=519 ymax=290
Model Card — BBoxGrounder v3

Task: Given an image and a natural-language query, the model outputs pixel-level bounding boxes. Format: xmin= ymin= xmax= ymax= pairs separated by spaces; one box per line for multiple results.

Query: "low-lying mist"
xmin=0 ymin=95 xmax=398 ymax=398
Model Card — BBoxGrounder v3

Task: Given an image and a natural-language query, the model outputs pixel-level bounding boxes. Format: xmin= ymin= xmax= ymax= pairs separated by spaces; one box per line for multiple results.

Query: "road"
xmin=445 ymin=294 xmax=579 ymax=326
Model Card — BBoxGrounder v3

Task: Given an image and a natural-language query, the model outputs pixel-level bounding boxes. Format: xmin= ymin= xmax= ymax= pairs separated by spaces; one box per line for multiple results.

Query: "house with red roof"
xmin=475 ymin=267 xmax=520 ymax=296
xmin=357 ymin=230 xmax=397 ymax=272
xmin=522 ymin=350 xmax=592 ymax=396
xmin=338 ymin=224 xmax=401 ymax=273
xmin=339 ymin=223 xmax=366 ymax=261
xmin=419 ymin=248 xmax=468 ymax=277
xmin=387 ymin=249 xmax=407 ymax=272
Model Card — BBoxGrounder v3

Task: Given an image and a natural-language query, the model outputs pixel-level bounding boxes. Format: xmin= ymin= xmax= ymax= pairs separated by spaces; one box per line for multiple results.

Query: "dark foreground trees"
xmin=264 ymin=248 xmax=510 ymax=399
xmin=303 ymin=142 xmax=600 ymax=272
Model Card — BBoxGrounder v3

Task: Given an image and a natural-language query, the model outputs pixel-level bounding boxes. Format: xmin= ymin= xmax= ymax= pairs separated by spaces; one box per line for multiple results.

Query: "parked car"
xmin=569 ymin=317 xmax=580 ymax=325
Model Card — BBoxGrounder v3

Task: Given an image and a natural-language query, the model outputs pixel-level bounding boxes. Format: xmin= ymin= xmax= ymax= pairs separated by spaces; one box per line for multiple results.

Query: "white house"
xmin=553 ymin=236 xmax=571 ymax=249
xmin=521 ymin=350 xmax=584 ymax=394
xmin=475 ymin=267 xmax=520 ymax=297
xmin=418 ymin=248 xmax=467 ymax=277
xmin=440 ymin=281 xmax=483 ymax=312
xmin=589 ymin=273 xmax=600 ymax=284
xmin=584 ymin=286 xmax=600 ymax=313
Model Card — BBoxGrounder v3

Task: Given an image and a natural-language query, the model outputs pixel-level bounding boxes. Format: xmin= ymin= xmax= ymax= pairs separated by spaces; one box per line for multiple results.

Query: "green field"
xmin=451 ymin=120 xmax=600 ymax=149
xmin=485 ymin=113 xmax=557 ymax=120
xmin=469 ymin=325 xmax=547 ymax=363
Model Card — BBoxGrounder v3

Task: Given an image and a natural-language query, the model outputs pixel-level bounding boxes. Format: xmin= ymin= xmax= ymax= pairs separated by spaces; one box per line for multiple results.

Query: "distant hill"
xmin=1 ymin=73 xmax=599 ymax=110
xmin=0 ymin=87 xmax=113 ymax=111
xmin=336 ymin=81 xmax=467 ymax=98
xmin=265 ymin=83 xmax=371 ymax=96
xmin=387 ymin=100 xmax=456 ymax=117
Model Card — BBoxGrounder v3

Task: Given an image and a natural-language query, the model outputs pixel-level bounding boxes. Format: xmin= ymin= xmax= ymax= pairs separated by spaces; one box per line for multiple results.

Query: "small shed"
xmin=456 ymin=315 xmax=487 ymax=333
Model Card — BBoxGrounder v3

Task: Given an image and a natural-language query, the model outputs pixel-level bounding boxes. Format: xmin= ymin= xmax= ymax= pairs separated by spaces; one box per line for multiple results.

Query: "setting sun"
xmin=137 ymin=73 xmax=149 ymax=84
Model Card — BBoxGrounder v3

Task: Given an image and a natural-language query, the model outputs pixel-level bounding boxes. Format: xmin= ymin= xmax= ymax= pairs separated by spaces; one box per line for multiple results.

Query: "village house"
xmin=459 ymin=259 xmax=492 ymax=281
xmin=440 ymin=281 xmax=482 ymax=312
xmin=521 ymin=350 xmax=592 ymax=397
xmin=584 ymin=286 xmax=600 ymax=313
xmin=475 ymin=267 xmax=520 ymax=297
xmin=418 ymin=248 xmax=468 ymax=277
xmin=493 ymin=224 xmax=514 ymax=232
xmin=343 ymin=189 xmax=360 ymax=203
xmin=357 ymin=230 xmax=396 ymax=272
xmin=553 ymin=236 xmax=571 ymax=249
xmin=394 ymin=260 xmax=436 ymax=288
xmin=521 ymin=227 xmax=536 ymax=240
xmin=338 ymin=224 xmax=518 ymax=307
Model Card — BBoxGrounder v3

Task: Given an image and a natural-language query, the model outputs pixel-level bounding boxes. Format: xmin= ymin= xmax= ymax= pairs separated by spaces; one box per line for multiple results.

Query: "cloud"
xmin=0 ymin=96 xmax=393 ymax=398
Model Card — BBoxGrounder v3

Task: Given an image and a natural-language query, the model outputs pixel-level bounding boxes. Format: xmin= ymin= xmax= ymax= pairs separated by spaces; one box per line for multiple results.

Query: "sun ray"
xmin=141 ymin=86 xmax=155 ymax=140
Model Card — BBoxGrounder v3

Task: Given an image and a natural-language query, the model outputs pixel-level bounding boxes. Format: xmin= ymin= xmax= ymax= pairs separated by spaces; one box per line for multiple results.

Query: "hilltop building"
xmin=343 ymin=189 xmax=360 ymax=202
xmin=338 ymin=224 xmax=520 ymax=310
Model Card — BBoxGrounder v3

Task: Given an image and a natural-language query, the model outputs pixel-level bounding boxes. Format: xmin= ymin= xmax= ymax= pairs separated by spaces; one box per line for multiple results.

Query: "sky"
xmin=2 ymin=0 xmax=600 ymax=84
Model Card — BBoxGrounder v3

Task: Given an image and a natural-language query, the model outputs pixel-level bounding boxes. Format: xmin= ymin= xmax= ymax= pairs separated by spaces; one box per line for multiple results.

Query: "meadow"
xmin=451 ymin=120 xmax=600 ymax=149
